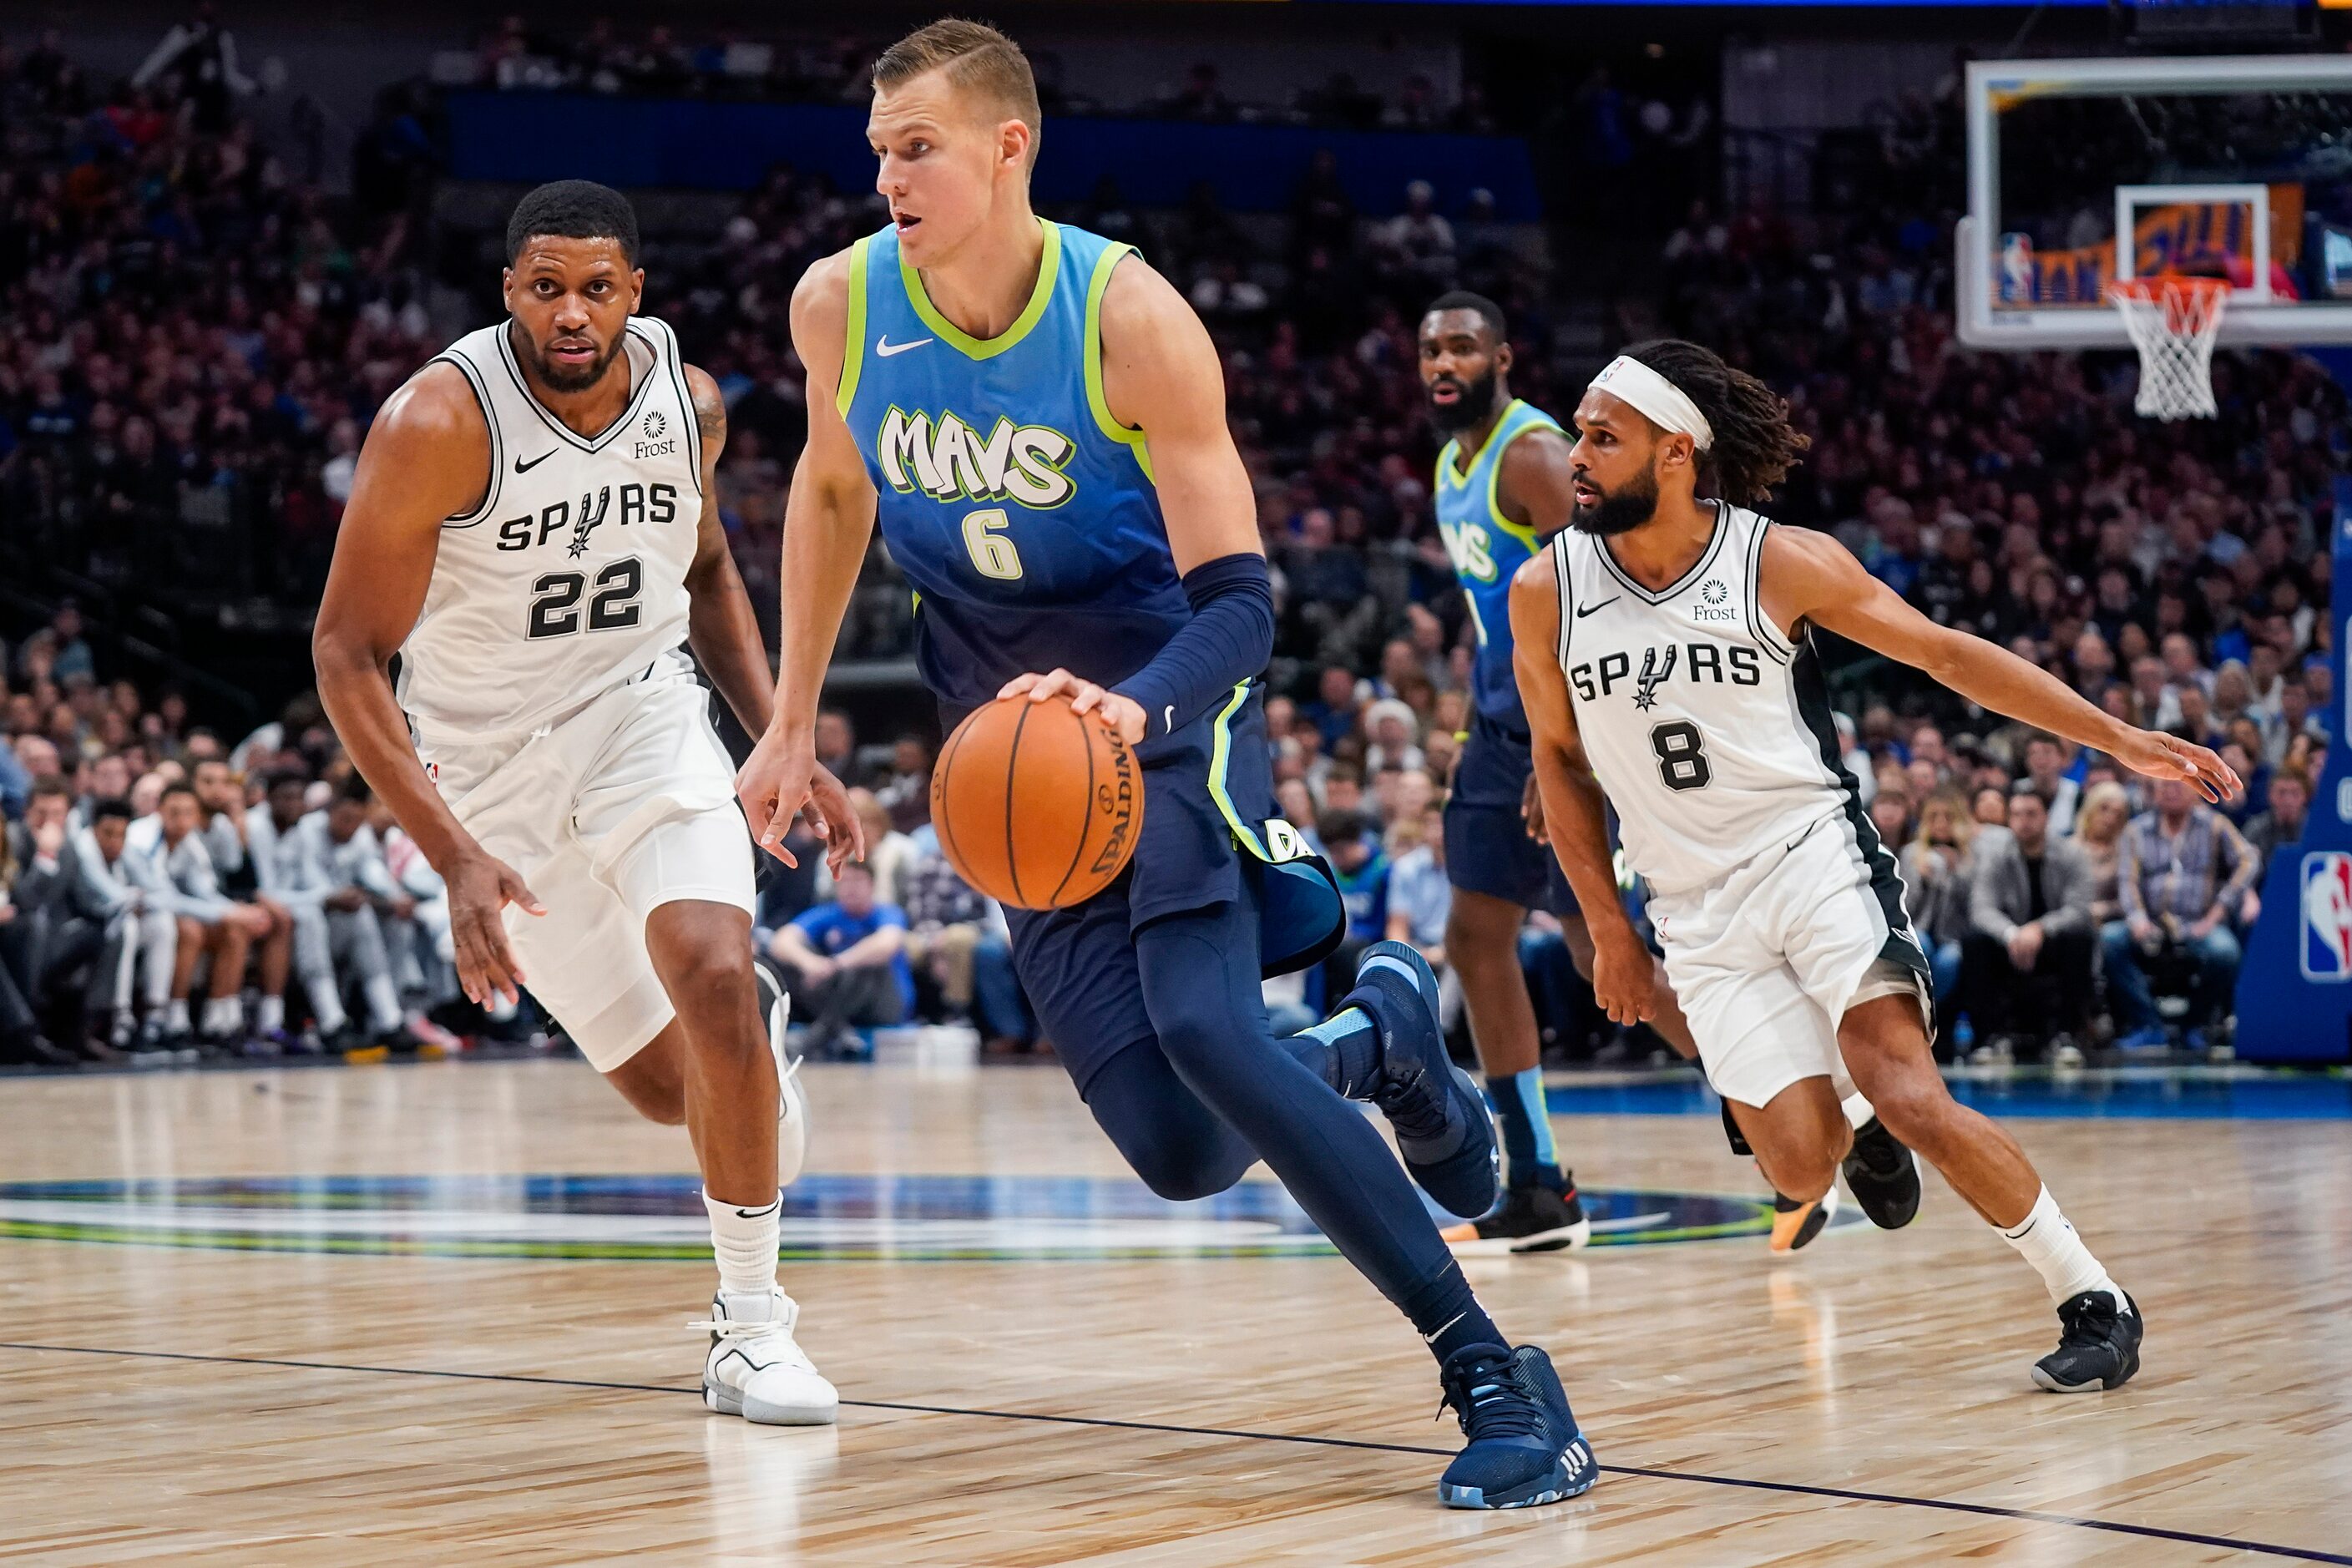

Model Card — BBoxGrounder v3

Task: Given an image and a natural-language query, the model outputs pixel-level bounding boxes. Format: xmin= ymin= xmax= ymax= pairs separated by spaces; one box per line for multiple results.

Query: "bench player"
xmin=1513 ymin=339 xmax=2238 ymax=1390
xmin=315 ymin=180 xmax=854 ymax=1428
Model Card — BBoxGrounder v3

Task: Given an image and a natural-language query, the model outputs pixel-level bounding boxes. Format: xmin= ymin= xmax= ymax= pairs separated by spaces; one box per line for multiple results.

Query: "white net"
xmin=2107 ymin=276 xmax=2230 ymax=421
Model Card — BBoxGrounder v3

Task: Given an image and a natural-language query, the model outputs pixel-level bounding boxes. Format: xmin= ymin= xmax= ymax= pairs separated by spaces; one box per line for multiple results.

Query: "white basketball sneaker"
xmin=695 ymin=1288 xmax=839 ymax=1425
xmin=756 ymin=964 xmax=809 ymax=1186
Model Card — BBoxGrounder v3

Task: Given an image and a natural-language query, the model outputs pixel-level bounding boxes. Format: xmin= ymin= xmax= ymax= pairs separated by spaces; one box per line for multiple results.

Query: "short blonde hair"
xmin=873 ymin=19 xmax=1041 ymax=166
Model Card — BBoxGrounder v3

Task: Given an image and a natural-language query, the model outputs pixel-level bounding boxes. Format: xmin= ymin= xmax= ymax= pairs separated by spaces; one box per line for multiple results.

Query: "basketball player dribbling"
xmin=1415 ymin=292 xmax=1909 ymax=1253
xmin=314 ymin=182 xmax=858 ymax=1428
xmin=1513 ymin=339 xmax=2240 ymax=1390
xmin=734 ymin=19 xmax=1596 ymax=1509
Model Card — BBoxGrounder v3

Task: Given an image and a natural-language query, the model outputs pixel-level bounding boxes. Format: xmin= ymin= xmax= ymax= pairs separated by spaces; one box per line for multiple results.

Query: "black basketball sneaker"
xmin=2032 ymin=1289 xmax=2143 ymax=1393
xmin=1839 ymin=1115 xmax=1922 ymax=1230
xmin=1443 ymin=1181 xmax=1592 ymax=1255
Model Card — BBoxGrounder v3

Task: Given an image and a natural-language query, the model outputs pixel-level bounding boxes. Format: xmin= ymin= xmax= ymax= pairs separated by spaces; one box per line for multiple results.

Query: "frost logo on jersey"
xmin=633 ymin=406 xmax=677 ymax=461
xmin=1632 ymin=645 xmax=1677 ymax=712
xmin=1695 ymin=578 xmax=1737 ymax=624
xmin=2301 ymin=852 xmax=2352 ymax=980
xmin=567 ymin=487 xmax=613 ymax=559
xmin=878 ymin=407 xmax=1077 ymax=508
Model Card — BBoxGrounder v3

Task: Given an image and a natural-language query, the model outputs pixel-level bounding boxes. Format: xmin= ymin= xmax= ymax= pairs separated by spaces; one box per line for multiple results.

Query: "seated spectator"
xmin=0 ymin=797 xmax=71 ymax=1066
xmin=766 ymin=862 xmax=912 ymax=1058
xmin=1971 ymin=786 xmax=2010 ymax=829
xmin=191 ymin=756 xmax=303 ymax=1046
xmin=1964 ymin=788 xmax=2096 ymax=1066
xmin=899 ymin=831 xmax=1029 ymax=1054
xmin=1896 ymin=790 xmax=1974 ymax=1019
xmin=1317 ymin=807 xmax=1389 ymax=999
xmin=2071 ymin=781 xmax=2132 ymax=928
xmin=849 ymin=788 xmax=919 ymax=906
xmin=1868 ymin=783 xmax=1912 ymax=851
xmin=126 ymin=781 xmax=275 ymax=1053
xmin=2103 ymin=779 xmax=2259 ymax=1053
xmin=1363 ymin=699 xmax=1424 ymax=776
xmin=1383 ymin=802 xmax=1449 ymax=969
xmin=873 ymin=735 xmax=934 ymax=832
xmin=2240 ymin=768 xmax=2310 ymax=924
xmin=2017 ymin=731 xmax=2080 ymax=836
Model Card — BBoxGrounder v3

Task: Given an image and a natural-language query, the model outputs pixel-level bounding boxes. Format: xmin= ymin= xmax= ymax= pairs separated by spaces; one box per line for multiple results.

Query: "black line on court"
xmin=2 ymin=1341 xmax=2340 ymax=1565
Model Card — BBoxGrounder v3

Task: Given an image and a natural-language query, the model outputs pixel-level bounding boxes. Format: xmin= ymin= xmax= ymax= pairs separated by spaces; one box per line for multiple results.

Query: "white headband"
xmin=1588 ymin=356 xmax=1713 ymax=451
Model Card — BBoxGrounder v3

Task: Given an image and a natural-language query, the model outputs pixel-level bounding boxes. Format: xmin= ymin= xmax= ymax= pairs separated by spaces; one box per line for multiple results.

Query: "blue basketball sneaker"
xmin=1436 ymin=1343 xmax=1600 ymax=1510
xmin=1343 ymin=940 xmax=1499 ymax=1220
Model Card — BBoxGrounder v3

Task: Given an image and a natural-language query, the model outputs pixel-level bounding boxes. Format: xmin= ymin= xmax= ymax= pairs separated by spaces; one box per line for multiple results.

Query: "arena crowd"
xmin=0 ymin=29 xmax=2338 ymax=1071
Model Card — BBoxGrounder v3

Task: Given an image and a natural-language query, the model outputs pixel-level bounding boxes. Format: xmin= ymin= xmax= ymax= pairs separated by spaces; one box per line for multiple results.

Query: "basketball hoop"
xmin=2107 ymin=276 xmax=2230 ymax=421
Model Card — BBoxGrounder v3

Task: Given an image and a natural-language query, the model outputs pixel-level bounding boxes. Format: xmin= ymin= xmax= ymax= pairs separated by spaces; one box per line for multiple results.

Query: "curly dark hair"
xmin=1621 ymin=338 xmax=1810 ymax=508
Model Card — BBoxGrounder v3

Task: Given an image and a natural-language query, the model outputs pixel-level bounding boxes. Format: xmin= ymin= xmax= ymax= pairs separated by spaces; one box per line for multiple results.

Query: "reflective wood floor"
xmin=0 ymin=1059 xmax=2345 ymax=1565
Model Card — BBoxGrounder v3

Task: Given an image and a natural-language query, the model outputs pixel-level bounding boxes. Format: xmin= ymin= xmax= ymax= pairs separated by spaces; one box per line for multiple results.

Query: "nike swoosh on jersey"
xmin=514 ymin=450 xmax=554 ymax=473
xmin=1576 ymin=597 xmax=1620 ymax=618
xmin=875 ymin=336 xmax=933 ymax=358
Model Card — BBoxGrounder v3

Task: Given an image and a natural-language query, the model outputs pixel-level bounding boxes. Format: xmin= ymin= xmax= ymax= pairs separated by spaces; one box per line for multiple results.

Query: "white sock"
xmin=1840 ymin=1090 xmax=1876 ymax=1131
xmin=311 ymin=981 xmax=348 ymax=1034
xmin=2000 ymin=1186 xmax=2122 ymax=1307
xmin=257 ymin=995 xmax=285 ymax=1033
xmin=207 ymin=995 xmax=244 ymax=1034
xmin=705 ymin=1190 xmax=782 ymax=1305
xmin=364 ymin=976 xmax=402 ymax=1033
xmin=166 ymin=998 xmax=191 ymax=1033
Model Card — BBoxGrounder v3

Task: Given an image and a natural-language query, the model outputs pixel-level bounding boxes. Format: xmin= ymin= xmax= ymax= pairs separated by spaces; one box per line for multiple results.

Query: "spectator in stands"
xmin=2106 ymin=779 xmax=2260 ymax=1054
xmin=2073 ymin=781 xmax=2133 ymax=930
xmin=814 ymin=710 xmax=857 ymax=783
xmin=0 ymin=796 xmax=71 ymax=1065
xmin=1318 ymin=807 xmax=1388 ymax=996
xmin=2242 ymin=766 xmax=2310 ymax=871
xmin=2018 ymin=732 xmax=2079 ymax=836
xmin=766 ymin=862 xmax=911 ymax=1058
xmin=1965 ymin=787 xmax=2095 ymax=1067
xmin=1898 ymin=789 xmax=1975 ymax=1019
xmin=898 ymin=836 xmax=1029 ymax=1054
xmin=849 ymin=789 xmax=918 ymax=906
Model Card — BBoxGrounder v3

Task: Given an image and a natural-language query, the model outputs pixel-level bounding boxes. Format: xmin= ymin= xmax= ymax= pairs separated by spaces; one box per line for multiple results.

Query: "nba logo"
xmin=1998 ymin=233 xmax=2035 ymax=306
xmin=2302 ymin=852 xmax=2352 ymax=981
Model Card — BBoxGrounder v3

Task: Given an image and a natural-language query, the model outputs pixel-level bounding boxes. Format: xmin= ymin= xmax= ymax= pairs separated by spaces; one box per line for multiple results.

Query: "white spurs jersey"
xmin=397 ymin=315 xmax=704 ymax=745
xmin=1550 ymin=502 xmax=1872 ymax=897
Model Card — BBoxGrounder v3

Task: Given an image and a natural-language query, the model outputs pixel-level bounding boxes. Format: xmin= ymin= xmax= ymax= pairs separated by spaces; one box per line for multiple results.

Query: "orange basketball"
xmin=930 ymin=695 xmax=1144 ymax=911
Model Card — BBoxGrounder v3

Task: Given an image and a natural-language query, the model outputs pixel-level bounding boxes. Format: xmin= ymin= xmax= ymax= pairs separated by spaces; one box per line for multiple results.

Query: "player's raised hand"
xmin=2111 ymin=728 xmax=2242 ymax=804
xmin=802 ymin=762 xmax=866 ymax=877
xmin=999 ymin=668 xmax=1147 ymax=745
xmin=445 ymin=847 xmax=544 ymax=1009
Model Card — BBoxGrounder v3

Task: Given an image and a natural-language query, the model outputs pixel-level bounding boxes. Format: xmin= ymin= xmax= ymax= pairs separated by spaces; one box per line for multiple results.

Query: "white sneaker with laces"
xmin=756 ymin=965 xmax=809 ymax=1186
xmin=696 ymin=1288 xmax=839 ymax=1425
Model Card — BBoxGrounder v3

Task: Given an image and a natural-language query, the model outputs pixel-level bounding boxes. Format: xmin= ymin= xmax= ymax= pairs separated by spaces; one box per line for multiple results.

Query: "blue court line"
xmin=1 ymin=1341 xmax=2341 ymax=1563
xmin=1545 ymin=1070 xmax=2352 ymax=1120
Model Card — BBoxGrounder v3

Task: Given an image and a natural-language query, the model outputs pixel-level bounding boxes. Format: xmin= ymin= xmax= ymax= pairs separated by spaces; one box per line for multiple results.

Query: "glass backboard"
xmin=1958 ymin=54 xmax=2352 ymax=349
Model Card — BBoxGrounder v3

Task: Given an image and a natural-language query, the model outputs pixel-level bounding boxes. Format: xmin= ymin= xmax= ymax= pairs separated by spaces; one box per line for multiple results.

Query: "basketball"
xmin=930 ymin=695 xmax=1144 ymax=910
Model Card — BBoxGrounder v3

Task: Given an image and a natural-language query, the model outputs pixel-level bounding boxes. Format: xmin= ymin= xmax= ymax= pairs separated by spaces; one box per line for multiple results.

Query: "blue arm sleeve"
xmin=1110 ymin=552 xmax=1276 ymax=741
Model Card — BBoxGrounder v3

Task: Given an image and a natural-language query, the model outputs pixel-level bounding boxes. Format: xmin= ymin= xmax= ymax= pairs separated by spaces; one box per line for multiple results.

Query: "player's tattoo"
xmin=690 ymin=371 xmax=728 ymax=463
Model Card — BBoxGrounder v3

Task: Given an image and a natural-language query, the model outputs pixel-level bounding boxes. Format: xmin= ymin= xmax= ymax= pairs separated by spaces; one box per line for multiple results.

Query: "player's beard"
xmin=515 ymin=322 xmax=625 ymax=394
xmin=1571 ymin=464 xmax=1660 ymax=538
xmin=1424 ymin=368 xmax=1499 ymax=433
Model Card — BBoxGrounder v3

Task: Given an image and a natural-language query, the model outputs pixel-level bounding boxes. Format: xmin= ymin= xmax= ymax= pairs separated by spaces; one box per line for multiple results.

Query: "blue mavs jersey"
xmin=840 ymin=219 xmax=1181 ymax=711
xmin=1434 ymin=398 xmax=1565 ymax=726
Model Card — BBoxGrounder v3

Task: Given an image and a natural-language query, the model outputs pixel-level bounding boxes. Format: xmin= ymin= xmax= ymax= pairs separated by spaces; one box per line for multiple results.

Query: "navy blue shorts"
xmin=1443 ymin=710 xmax=1576 ymax=914
xmin=997 ymin=685 xmax=1297 ymax=1093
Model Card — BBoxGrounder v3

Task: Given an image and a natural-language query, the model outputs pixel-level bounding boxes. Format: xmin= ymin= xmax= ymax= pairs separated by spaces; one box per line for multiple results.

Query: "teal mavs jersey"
xmin=1434 ymin=398 xmax=1565 ymax=726
xmin=839 ymin=219 xmax=1181 ymax=711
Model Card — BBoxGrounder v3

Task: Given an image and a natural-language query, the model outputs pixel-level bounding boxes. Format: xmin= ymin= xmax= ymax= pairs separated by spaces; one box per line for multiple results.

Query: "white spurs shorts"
xmin=1645 ymin=810 xmax=1930 ymax=1110
xmin=415 ymin=665 xmax=755 ymax=1071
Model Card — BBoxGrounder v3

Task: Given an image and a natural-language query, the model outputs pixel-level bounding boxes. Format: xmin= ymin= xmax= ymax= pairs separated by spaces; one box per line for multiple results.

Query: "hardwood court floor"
xmin=0 ymin=1058 xmax=2345 ymax=1566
